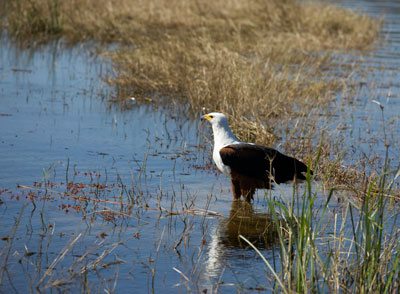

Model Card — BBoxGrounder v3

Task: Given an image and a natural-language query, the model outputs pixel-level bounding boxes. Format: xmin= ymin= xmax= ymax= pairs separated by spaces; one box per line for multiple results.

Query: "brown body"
xmin=220 ymin=144 xmax=310 ymax=202
xmin=231 ymin=170 xmax=271 ymax=201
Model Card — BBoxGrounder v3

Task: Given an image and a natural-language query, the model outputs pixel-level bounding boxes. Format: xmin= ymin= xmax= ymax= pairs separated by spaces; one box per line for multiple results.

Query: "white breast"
xmin=213 ymin=146 xmax=232 ymax=177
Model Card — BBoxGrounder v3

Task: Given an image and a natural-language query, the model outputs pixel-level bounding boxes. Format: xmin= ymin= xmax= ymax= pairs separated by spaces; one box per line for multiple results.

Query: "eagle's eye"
xmin=209 ymin=115 xmax=214 ymax=119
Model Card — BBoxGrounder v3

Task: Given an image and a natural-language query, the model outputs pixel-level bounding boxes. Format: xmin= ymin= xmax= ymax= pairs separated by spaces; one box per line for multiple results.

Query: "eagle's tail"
xmin=294 ymin=158 xmax=313 ymax=180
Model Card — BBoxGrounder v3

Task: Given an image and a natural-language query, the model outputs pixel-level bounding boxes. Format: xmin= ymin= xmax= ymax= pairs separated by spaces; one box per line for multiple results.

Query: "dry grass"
xmin=1 ymin=0 xmax=378 ymax=47
xmin=0 ymin=0 xmax=382 ymax=187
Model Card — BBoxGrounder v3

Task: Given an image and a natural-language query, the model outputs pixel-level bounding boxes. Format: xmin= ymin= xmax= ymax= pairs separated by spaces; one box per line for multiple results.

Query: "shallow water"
xmin=335 ymin=0 xmax=400 ymax=165
xmin=1 ymin=0 xmax=400 ymax=292
xmin=0 ymin=38 xmax=288 ymax=292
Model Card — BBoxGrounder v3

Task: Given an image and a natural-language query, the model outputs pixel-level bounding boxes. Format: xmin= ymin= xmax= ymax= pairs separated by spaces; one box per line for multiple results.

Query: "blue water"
xmin=1 ymin=37 xmax=277 ymax=293
xmin=335 ymin=0 xmax=400 ymax=169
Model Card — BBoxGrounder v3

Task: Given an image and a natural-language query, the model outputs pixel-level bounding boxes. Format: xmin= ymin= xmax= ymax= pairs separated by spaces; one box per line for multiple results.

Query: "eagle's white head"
xmin=202 ymin=112 xmax=240 ymax=147
xmin=202 ymin=112 xmax=229 ymax=127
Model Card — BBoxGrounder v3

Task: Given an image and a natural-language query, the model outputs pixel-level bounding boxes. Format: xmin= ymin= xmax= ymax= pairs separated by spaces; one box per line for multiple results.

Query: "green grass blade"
xmin=239 ymin=235 xmax=288 ymax=294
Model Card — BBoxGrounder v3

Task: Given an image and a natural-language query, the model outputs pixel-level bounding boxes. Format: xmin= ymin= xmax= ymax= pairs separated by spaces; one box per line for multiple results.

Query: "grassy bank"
xmin=242 ymin=156 xmax=400 ymax=293
xmin=0 ymin=0 xmax=381 ymax=186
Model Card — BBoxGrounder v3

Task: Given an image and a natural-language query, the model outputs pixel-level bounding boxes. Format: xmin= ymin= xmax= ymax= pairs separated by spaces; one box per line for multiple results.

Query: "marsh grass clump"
xmin=2 ymin=0 xmax=63 ymax=38
xmin=1 ymin=0 xmax=379 ymax=49
xmin=242 ymin=151 xmax=400 ymax=293
xmin=100 ymin=0 xmax=380 ymax=186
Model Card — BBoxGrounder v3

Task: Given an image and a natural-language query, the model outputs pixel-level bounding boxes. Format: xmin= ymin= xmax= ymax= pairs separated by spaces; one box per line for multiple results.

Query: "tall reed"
xmin=242 ymin=149 xmax=400 ymax=292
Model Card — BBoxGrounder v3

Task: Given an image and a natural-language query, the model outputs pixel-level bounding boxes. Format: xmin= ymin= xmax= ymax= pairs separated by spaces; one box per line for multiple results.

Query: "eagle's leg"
xmin=237 ymin=178 xmax=256 ymax=202
xmin=241 ymin=188 xmax=255 ymax=202
xmin=231 ymin=180 xmax=242 ymax=200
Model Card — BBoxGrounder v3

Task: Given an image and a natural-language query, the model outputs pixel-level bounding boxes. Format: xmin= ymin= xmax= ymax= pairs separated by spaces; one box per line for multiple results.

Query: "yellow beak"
xmin=201 ymin=114 xmax=212 ymax=121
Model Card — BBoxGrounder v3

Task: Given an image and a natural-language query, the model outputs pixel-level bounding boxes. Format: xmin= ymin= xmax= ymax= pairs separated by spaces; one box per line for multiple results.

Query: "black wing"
xmin=219 ymin=143 xmax=309 ymax=183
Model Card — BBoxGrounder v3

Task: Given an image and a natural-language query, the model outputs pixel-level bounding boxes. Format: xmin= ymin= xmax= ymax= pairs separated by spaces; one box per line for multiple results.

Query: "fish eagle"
xmin=202 ymin=112 xmax=311 ymax=202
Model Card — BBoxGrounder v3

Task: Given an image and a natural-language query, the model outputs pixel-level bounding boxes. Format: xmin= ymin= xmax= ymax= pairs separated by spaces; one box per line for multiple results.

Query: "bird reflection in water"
xmin=204 ymin=200 xmax=283 ymax=283
xmin=220 ymin=200 xmax=281 ymax=249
